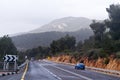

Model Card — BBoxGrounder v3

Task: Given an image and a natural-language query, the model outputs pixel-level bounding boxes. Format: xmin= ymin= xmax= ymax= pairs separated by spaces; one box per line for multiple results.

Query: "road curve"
xmin=0 ymin=60 xmax=120 ymax=80
xmin=25 ymin=60 xmax=120 ymax=80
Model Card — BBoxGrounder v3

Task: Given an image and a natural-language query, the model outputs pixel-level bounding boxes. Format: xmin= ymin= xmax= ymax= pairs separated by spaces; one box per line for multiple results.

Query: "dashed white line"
xmin=38 ymin=64 xmax=62 ymax=80
xmin=52 ymin=65 xmax=93 ymax=80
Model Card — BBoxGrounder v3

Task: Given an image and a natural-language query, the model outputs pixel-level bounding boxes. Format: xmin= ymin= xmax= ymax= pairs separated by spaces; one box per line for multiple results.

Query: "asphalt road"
xmin=0 ymin=72 xmax=23 ymax=80
xmin=0 ymin=60 xmax=120 ymax=80
xmin=25 ymin=60 xmax=120 ymax=80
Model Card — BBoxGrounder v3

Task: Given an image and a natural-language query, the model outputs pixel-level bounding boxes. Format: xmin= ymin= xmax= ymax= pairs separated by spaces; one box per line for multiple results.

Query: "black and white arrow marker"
xmin=3 ymin=55 xmax=17 ymax=62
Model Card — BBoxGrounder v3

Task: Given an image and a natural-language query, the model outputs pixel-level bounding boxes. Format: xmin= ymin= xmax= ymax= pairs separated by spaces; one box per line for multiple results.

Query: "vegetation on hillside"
xmin=89 ymin=4 xmax=120 ymax=56
xmin=12 ymin=28 xmax=93 ymax=49
xmin=50 ymin=34 xmax=76 ymax=53
xmin=22 ymin=4 xmax=120 ymax=61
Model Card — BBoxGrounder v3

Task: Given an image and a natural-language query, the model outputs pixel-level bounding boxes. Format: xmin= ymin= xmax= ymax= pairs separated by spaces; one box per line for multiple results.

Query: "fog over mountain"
xmin=30 ymin=17 xmax=92 ymax=33
xmin=12 ymin=17 xmax=93 ymax=50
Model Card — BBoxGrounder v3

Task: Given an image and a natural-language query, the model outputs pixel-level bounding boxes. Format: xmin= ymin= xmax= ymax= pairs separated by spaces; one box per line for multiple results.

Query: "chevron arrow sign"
xmin=3 ymin=55 xmax=18 ymax=62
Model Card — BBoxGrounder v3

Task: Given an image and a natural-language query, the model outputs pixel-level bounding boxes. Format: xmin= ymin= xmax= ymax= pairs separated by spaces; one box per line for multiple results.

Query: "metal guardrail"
xmin=86 ymin=66 xmax=120 ymax=75
xmin=0 ymin=62 xmax=15 ymax=72
xmin=18 ymin=60 xmax=29 ymax=71
xmin=0 ymin=60 xmax=29 ymax=77
xmin=19 ymin=60 xmax=29 ymax=67
xmin=18 ymin=62 xmax=27 ymax=69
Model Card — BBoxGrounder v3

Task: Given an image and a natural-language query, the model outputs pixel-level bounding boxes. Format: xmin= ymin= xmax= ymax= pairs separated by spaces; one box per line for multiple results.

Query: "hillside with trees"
xmin=48 ymin=4 xmax=120 ymax=71
xmin=22 ymin=4 xmax=120 ymax=71
xmin=12 ymin=28 xmax=93 ymax=50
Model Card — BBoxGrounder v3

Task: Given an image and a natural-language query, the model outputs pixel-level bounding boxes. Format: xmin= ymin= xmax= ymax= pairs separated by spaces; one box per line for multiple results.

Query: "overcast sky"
xmin=0 ymin=0 xmax=119 ymax=37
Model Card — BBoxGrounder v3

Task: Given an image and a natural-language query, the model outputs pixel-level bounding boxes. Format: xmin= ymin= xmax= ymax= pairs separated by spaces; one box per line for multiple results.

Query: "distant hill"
xmin=30 ymin=17 xmax=92 ymax=33
xmin=12 ymin=29 xmax=93 ymax=50
xmin=11 ymin=17 xmax=93 ymax=50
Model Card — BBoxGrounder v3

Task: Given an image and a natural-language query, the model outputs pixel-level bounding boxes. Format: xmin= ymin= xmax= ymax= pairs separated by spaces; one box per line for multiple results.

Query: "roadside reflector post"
xmin=14 ymin=60 xmax=17 ymax=71
xmin=3 ymin=61 xmax=6 ymax=71
xmin=6 ymin=62 xmax=9 ymax=70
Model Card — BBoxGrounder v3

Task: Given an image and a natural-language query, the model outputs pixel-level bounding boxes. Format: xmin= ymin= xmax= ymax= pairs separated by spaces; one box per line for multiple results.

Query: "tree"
xmin=106 ymin=4 xmax=120 ymax=40
xmin=50 ymin=35 xmax=76 ymax=53
xmin=0 ymin=35 xmax=17 ymax=60
xmin=106 ymin=4 xmax=120 ymax=21
xmin=104 ymin=4 xmax=120 ymax=52
xmin=90 ymin=21 xmax=106 ymax=48
xmin=89 ymin=4 xmax=120 ymax=53
xmin=24 ymin=46 xmax=50 ymax=59
xmin=50 ymin=40 xmax=60 ymax=53
xmin=76 ymin=41 xmax=83 ymax=52
xmin=64 ymin=34 xmax=76 ymax=50
xmin=82 ymin=36 xmax=95 ymax=51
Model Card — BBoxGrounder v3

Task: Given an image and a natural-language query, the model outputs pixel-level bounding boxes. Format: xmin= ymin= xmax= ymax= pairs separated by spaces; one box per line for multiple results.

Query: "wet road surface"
xmin=0 ymin=60 xmax=120 ymax=80
xmin=25 ymin=60 xmax=120 ymax=80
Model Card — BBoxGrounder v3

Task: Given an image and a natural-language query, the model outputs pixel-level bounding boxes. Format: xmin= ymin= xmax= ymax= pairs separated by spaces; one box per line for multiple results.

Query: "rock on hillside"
xmin=30 ymin=17 xmax=92 ymax=33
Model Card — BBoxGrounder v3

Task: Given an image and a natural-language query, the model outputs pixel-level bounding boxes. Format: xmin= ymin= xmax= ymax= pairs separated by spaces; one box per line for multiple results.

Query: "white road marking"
xmin=8 ymin=77 xmax=17 ymax=80
xmin=52 ymin=65 xmax=93 ymax=80
xmin=38 ymin=64 xmax=62 ymax=80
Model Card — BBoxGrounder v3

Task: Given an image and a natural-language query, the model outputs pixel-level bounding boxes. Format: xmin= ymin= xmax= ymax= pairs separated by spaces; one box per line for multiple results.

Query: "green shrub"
xmin=70 ymin=52 xmax=83 ymax=61
xmin=116 ymin=52 xmax=120 ymax=58
xmin=104 ymin=58 xmax=109 ymax=64
xmin=84 ymin=49 xmax=99 ymax=59
xmin=99 ymin=49 xmax=108 ymax=58
xmin=84 ymin=49 xmax=107 ymax=60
